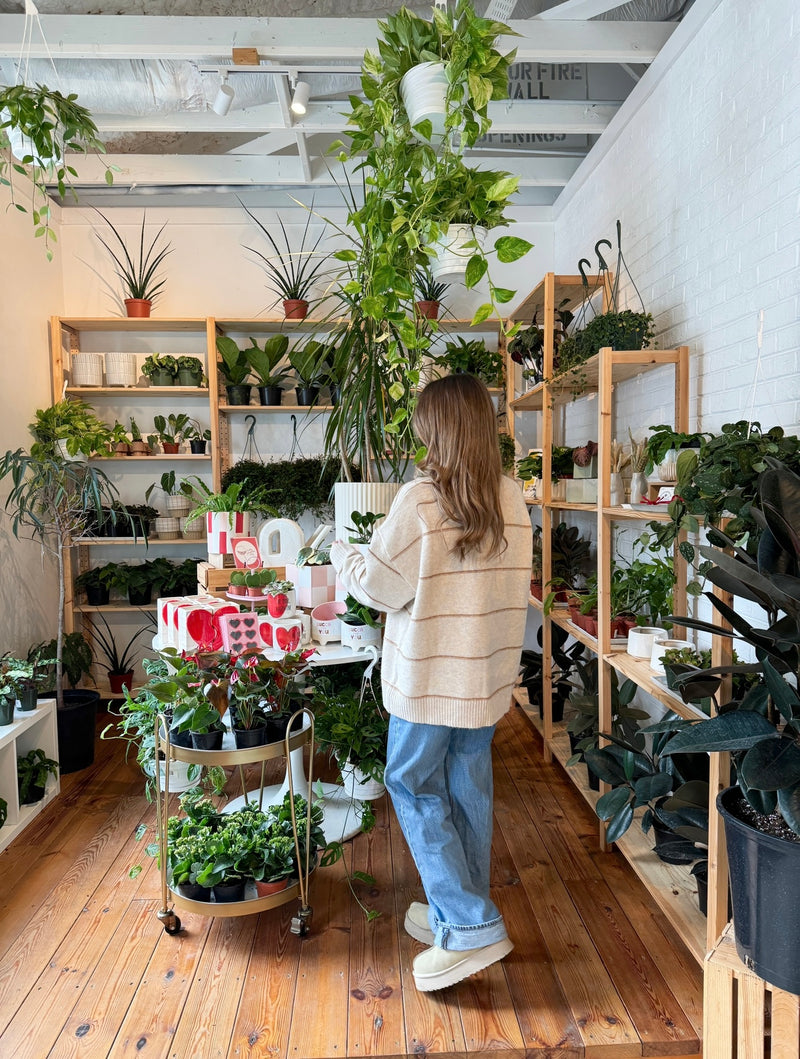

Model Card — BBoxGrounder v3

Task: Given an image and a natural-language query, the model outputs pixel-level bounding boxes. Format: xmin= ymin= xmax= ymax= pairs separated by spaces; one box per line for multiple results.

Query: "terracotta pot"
xmin=228 ymin=584 xmax=247 ymax=597
xmin=161 ymin=442 xmax=180 ymax=455
xmin=108 ymin=671 xmax=134 ymax=696
xmin=415 ymin=300 xmax=440 ymax=320
xmin=255 ymin=877 xmax=290 ymax=898
xmin=283 ymin=299 xmax=309 ymax=320
xmin=129 ymin=441 xmax=151 ymax=455
xmin=530 ymin=581 xmax=543 ymax=601
xmin=124 ymin=298 xmax=152 ymax=318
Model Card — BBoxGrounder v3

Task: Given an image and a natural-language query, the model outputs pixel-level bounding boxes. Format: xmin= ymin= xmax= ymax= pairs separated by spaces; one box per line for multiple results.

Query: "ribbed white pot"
xmin=71 ymin=352 xmax=104 ymax=387
xmin=154 ymin=516 xmax=180 ymax=540
xmin=105 ymin=352 xmax=138 ymax=387
xmin=166 ymin=494 xmax=191 ymax=516
xmin=334 ymin=482 xmax=400 ymax=548
xmin=430 ymin=224 xmax=488 ymax=281
xmin=400 ymin=61 xmax=447 ymax=142
xmin=337 ymin=756 xmax=386 ymax=801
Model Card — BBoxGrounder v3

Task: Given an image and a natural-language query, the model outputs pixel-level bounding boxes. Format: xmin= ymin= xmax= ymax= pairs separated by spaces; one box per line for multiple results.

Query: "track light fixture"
xmin=212 ymin=74 xmax=234 ymax=116
xmin=290 ymin=79 xmax=310 ymax=117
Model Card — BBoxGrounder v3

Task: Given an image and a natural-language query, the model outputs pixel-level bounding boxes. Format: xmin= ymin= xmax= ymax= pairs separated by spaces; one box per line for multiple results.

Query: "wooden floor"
xmin=0 ymin=704 xmax=703 ymax=1059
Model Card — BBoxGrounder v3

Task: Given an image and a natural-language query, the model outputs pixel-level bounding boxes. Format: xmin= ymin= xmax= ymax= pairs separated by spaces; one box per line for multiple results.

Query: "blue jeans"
xmin=384 ymin=714 xmax=508 ymax=951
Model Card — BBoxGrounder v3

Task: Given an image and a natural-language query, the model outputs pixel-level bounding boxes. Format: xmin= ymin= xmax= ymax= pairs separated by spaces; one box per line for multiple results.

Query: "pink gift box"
xmin=176 ymin=600 xmax=240 ymax=653
xmin=284 ymin=563 xmax=336 ymax=609
xmin=218 ymin=611 xmax=267 ymax=654
xmin=157 ymin=595 xmax=206 ymax=649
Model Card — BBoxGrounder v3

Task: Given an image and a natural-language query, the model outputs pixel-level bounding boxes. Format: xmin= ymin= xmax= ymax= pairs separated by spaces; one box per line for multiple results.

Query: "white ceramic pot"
xmin=311 ymin=601 xmax=346 ymax=645
xmin=71 ymin=352 xmax=104 ymax=387
xmin=338 ymin=756 xmax=386 ymax=801
xmin=340 ymin=622 xmax=382 ymax=652
xmin=627 ymin=626 xmax=668 ymax=660
xmin=333 ymin=482 xmax=400 ymax=550
xmin=105 ymin=352 xmax=138 ymax=387
xmin=154 ymin=516 xmax=181 ymax=540
xmin=656 ymin=449 xmax=679 ymax=482
xmin=207 ymin=511 xmax=250 ymax=555
xmin=166 ymin=494 xmax=191 ymax=516
xmin=265 ymin=587 xmax=296 ymax=619
xmin=400 ymin=61 xmax=447 ymax=142
xmin=430 ymin=223 xmax=488 ymax=281
xmin=158 ymin=758 xmax=197 ymax=794
xmin=180 ymin=515 xmax=205 ymax=539
xmin=650 ymin=638 xmax=694 ymax=675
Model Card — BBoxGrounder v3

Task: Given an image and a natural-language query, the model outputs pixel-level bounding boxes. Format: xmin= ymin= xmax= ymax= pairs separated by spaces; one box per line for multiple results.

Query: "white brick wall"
xmin=551 ymin=0 xmax=800 ymax=445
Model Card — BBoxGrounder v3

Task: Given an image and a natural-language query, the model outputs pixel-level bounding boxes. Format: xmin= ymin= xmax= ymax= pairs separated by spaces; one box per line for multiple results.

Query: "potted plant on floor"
xmin=141 ymin=354 xmax=178 ymax=388
xmin=216 ymin=336 xmax=253 ymax=406
xmin=91 ymin=208 xmax=172 ymax=317
xmin=0 ymin=83 xmax=113 ymax=258
xmin=313 ymin=679 xmax=389 ymax=797
xmin=654 ymin=457 xmax=800 ymax=994
xmin=0 ymin=443 xmax=119 ymax=771
xmin=17 ymin=748 xmax=59 ymax=805
xmin=245 ymin=334 xmax=291 ymax=406
xmin=240 ymin=200 xmax=331 ymax=321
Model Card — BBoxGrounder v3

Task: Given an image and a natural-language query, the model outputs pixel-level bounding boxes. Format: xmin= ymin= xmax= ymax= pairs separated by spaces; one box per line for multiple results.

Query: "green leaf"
xmin=605 ymin=802 xmax=635 ymax=843
xmin=661 ymin=712 xmax=777 ymax=755
xmin=464 ymin=255 xmax=488 ymax=289
xmin=740 ymin=737 xmax=800 ymax=791
xmin=596 ymin=785 xmax=631 ymax=820
xmin=493 ymin=287 xmax=515 ymax=304
xmin=486 ymin=175 xmax=519 ymax=202
xmin=632 ymin=773 xmax=673 ymax=805
xmin=776 ymin=784 xmax=800 ymax=836
xmin=494 ymin=236 xmax=533 ymax=263
xmin=471 ymin=304 xmax=493 ymax=326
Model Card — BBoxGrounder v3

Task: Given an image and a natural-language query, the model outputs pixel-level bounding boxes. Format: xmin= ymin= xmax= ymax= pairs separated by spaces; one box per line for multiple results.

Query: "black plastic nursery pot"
xmin=295 ymin=386 xmax=320 ymax=407
xmin=189 ymin=439 xmax=207 ymax=454
xmin=226 ymin=384 xmax=252 ymax=406
xmin=258 ymin=385 xmax=283 ymax=406
xmin=718 ymin=785 xmax=800 ymax=995
xmin=233 ymin=726 xmax=269 ymax=749
xmin=56 ymin=689 xmax=101 ymax=774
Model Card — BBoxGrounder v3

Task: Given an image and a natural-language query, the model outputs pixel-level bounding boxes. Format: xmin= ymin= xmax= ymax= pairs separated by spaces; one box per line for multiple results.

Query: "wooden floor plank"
xmin=347 ymin=797 xmax=408 ymax=1057
xmin=228 ymin=902 xmax=303 ymax=1059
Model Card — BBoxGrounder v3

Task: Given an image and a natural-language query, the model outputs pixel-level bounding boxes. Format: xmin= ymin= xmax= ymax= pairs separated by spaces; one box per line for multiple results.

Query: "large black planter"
xmin=718 ymin=785 xmax=800 ymax=995
xmin=56 ymin=690 xmax=101 ymax=774
xmin=226 ymin=384 xmax=252 ymax=406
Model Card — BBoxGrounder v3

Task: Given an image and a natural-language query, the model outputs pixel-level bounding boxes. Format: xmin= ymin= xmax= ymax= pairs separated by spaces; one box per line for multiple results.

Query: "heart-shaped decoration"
xmin=243 ymin=616 xmax=256 ymax=628
xmin=267 ymin=593 xmax=288 ymax=618
xmin=276 ymin=625 xmax=300 ymax=651
xmin=259 ymin=621 xmax=274 ymax=646
xmin=229 ymin=629 xmax=245 ymax=643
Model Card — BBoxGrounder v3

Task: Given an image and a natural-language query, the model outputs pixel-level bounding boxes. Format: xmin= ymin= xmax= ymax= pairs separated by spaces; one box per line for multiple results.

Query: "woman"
xmin=330 ymin=373 xmax=532 ymax=991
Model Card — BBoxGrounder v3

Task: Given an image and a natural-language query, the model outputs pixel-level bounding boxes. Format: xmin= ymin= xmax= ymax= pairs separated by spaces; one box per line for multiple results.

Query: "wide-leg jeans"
xmin=383 ymin=714 xmax=508 ymax=951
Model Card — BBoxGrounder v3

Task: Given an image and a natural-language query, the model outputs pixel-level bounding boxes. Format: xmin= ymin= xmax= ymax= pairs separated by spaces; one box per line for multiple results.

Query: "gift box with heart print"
xmin=284 ymin=563 xmax=336 ymax=609
xmin=217 ymin=611 xmax=267 ymax=654
xmin=157 ymin=595 xmax=207 ymax=649
xmin=176 ymin=600 xmax=241 ymax=653
xmin=258 ymin=615 xmax=304 ymax=654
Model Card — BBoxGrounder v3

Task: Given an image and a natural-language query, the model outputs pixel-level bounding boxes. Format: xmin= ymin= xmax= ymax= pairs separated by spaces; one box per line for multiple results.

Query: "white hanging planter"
xmin=337 ymin=756 xmax=386 ymax=801
xmin=70 ymin=352 xmax=104 ymax=387
xmin=333 ymin=482 xmax=400 ymax=549
xmin=105 ymin=352 xmax=138 ymax=387
xmin=430 ymin=223 xmax=487 ymax=281
xmin=400 ymin=61 xmax=448 ymax=142
xmin=158 ymin=758 xmax=197 ymax=794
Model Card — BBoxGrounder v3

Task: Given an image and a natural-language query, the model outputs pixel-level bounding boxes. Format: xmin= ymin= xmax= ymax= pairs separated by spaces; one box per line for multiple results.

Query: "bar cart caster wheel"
xmin=158 ymin=909 xmax=182 ymax=935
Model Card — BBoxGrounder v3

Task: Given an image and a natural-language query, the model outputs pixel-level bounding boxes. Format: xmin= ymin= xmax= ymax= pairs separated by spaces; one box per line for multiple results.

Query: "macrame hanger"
xmin=289 ymin=414 xmax=304 ymax=460
xmin=243 ymin=414 xmax=262 ymax=463
xmin=17 ymin=1 xmax=63 ymax=90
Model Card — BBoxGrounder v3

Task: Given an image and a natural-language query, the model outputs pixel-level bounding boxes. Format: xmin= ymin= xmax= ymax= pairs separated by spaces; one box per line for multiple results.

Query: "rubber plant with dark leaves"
xmin=653 ymin=457 xmax=800 ymax=838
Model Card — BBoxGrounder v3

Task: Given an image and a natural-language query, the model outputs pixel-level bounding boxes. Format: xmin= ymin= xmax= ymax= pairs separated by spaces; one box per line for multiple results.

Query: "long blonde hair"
xmin=414 ymin=374 xmax=505 ymax=559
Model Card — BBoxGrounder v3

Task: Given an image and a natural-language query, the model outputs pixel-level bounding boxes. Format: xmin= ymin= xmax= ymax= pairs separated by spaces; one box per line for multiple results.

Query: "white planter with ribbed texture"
xmin=153 ymin=516 xmax=180 ymax=540
xmin=166 ymin=494 xmax=191 ymax=517
xmin=104 ymin=352 xmax=138 ymax=387
xmin=334 ymin=482 xmax=400 ymax=550
xmin=71 ymin=352 xmax=103 ymax=387
xmin=400 ymin=61 xmax=447 ymax=142
xmin=430 ymin=224 xmax=487 ymax=281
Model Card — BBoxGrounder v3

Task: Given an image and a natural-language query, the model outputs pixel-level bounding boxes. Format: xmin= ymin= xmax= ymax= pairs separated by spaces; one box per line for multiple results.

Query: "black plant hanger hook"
xmin=289 ymin=414 xmax=304 ymax=460
xmin=243 ymin=414 xmax=262 ymax=463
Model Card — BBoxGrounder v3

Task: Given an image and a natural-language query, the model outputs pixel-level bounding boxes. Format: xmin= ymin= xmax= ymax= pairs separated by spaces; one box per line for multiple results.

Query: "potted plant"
xmin=183 ymin=421 xmax=211 ymax=455
xmin=545 ymin=522 xmax=592 ymax=610
xmin=91 ymin=208 xmax=172 ymax=317
xmin=0 ymin=446 xmax=118 ymax=771
xmin=498 ymin=432 xmax=515 ymax=476
xmin=555 ymin=310 xmax=655 ymax=377
xmin=0 ymin=657 xmax=39 ymax=712
xmin=240 ymin=200 xmax=331 ymax=320
xmin=0 ymin=679 xmax=16 ymax=726
xmin=141 ymin=354 xmax=178 ymax=388
xmin=151 ymin=664 xmax=227 ymax=752
xmin=75 ymin=562 xmax=117 ymax=607
xmin=147 ymin=413 xmax=191 ymax=455
xmin=653 ymin=458 xmax=800 ymax=994
xmin=145 ymin=469 xmax=192 ymax=516
xmin=265 ymin=580 xmax=296 ymax=619
xmin=519 ymin=624 xmax=587 ymax=724
xmin=434 ymin=336 xmax=504 ymax=388
xmin=91 ymin=611 xmax=152 ymax=696
xmin=289 ymin=340 xmax=329 ymax=406
xmin=227 ymin=570 xmax=247 ymax=597
xmin=127 ymin=418 xmax=151 ymax=455
xmin=313 ymin=678 xmax=389 ymax=795
xmin=221 ymin=456 xmax=338 ymax=523
xmin=105 ymin=560 xmax=161 ymax=607
xmin=339 ymin=593 xmax=382 ymax=651
xmin=644 ymin=424 xmax=710 ymax=479
xmin=29 ymin=398 xmax=117 ymax=461
xmin=345 ymin=510 xmax=385 ymax=545
xmin=183 ymin=478 xmax=274 ymax=556
xmin=0 ymin=83 xmax=112 ymax=258
xmin=176 ymin=356 xmax=205 ymax=387
xmin=167 ymin=821 xmax=215 ymax=900
xmin=414 ymin=268 xmax=449 ymax=321
xmin=227 ymin=655 xmax=272 ymax=748
xmin=216 ymin=336 xmax=253 ymax=406
xmin=17 ymin=748 xmax=59 ymax=805
xmin=245 ymin=334 xmax=291 ymax=406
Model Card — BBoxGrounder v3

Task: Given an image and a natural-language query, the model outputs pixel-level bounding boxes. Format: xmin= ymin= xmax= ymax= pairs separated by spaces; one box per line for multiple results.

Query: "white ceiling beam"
xmin=0 ymin=15 xmax=675 ymax=64
xmin=93 ymin=100 xmax=619 ymax=136
xmin=534 ymin=0 xmax=634 ymax=19
xmin=68 ymin=153 xmax=582 ymax=189
xmin=227 ymin=132 xmax=299 ymax=157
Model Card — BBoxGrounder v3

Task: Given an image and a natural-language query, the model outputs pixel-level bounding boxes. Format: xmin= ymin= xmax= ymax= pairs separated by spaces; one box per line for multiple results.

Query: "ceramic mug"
xmin=311 ymin=601 xmax=346 ymax=645
xmin=650 ymin=638 xmax=694 ymax=674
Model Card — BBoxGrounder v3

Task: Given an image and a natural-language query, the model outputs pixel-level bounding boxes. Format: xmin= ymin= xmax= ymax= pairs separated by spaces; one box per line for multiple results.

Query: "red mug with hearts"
xmin=260 ymin=616 xmax=303 ymax=653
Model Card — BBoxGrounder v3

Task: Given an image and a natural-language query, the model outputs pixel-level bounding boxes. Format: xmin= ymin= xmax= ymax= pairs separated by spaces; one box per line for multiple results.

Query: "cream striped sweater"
xmin=330 ymin=476 xmax=532 ymax=728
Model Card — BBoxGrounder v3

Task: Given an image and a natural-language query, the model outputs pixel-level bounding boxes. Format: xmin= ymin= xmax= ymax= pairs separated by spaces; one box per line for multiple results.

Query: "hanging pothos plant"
xmin=320 ymin=0 xmax=532 ymax=481
xmin=0 ymin=82 xmax=114 ymax=259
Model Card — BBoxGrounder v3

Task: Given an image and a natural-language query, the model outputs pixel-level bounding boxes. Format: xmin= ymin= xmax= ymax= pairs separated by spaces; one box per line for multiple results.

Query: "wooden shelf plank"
xmin=73 ymin=538 xmax=204 ymax=547
xmin=74 ymin=604 xmax=158 ymax=613
xmin=605 ymin=652 xmax=708 ymax=720
xmin=603 ymin=505 xmax=673 ymax=522
xmin=66 ymin=386 xmax=209 ymax=396
xmin=215 ymin=316 xmax=501 ymax=334
xmin=59 ymin=318 xmax=207 ymax=331
xmin=219 ymin=404 xmax=334 ymax=413
xmin=90 ymin=454 xmax=212 ymax=462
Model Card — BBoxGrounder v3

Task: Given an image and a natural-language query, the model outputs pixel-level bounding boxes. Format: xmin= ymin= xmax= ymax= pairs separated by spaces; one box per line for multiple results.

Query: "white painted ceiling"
xmin=0 ymin=0 xmax=691 ymax=211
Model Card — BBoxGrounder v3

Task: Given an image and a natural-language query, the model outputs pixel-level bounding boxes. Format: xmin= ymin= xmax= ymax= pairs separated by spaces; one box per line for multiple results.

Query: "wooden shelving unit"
xmin=507 ymin=273 xmax=718 ymax=963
